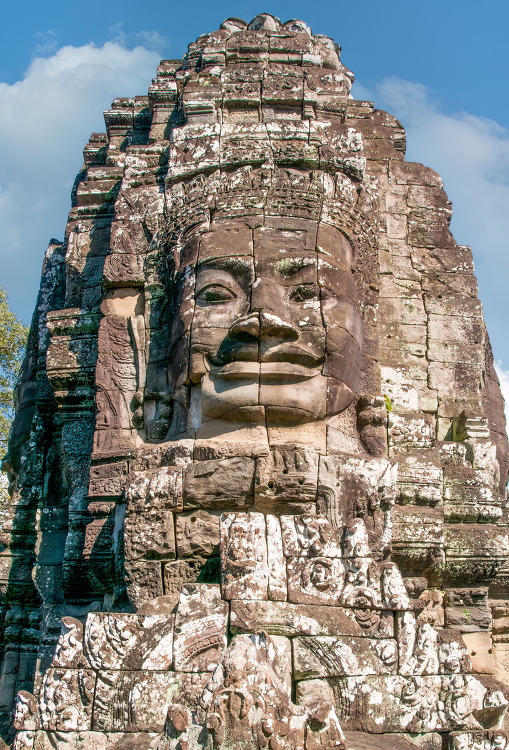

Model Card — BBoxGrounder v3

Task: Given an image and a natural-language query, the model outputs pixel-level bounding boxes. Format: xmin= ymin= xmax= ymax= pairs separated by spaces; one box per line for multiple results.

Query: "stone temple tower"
xmin=3 ymin=12 xmax=509 ymax=750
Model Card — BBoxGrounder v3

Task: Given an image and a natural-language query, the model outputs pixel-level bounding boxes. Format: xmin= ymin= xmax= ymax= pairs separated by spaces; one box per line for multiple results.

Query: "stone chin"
xmin=198 ymin=365 xmax=354 ymax=424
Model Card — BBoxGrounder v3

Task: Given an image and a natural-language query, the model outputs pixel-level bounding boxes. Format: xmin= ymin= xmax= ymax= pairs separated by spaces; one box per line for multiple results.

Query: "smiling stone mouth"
xmin=208 ymin=344 xmax=324 ymax=370
xmin=210 ymin=361 xmax=322 ymax=381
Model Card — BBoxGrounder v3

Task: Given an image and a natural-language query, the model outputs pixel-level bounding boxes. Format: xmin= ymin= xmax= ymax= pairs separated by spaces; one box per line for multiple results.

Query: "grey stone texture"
xmin=4 ymin=12 xmax=509 ymax=750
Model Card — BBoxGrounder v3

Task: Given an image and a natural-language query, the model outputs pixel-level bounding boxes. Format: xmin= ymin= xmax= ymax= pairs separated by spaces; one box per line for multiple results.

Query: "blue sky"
xmin=1 ymin=0 xmax=509 ymax=401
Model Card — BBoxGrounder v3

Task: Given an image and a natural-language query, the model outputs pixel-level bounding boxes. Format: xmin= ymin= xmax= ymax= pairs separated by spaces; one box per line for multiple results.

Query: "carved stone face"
xmin=178 ymin=217 xmax=362 ymax=425
xmin=309 ymin=560 xmax=332 ymax=590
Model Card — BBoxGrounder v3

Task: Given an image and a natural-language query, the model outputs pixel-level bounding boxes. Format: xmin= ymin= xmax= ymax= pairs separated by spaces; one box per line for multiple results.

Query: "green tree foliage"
xmin=0 ymin=287 xmax=29 ymax=504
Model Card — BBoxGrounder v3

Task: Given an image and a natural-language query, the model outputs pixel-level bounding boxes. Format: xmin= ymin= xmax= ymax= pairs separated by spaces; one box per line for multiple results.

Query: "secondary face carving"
xmin=182 ymin=218 xmax=363 ymax=425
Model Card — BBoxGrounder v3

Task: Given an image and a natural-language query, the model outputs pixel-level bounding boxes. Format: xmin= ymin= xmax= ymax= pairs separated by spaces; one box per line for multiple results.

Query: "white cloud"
xmin=108 ymin=23 xmax=166 ymax=51
xmin=352 ymin=78 xmax=509 ymax=378
xmin=34 ymin=30 xmax=58 ymax=56
xmin=495 ymin=361 xmax=509 ymax=421
xmin=0 ymin=41 xmax=161 ymax=322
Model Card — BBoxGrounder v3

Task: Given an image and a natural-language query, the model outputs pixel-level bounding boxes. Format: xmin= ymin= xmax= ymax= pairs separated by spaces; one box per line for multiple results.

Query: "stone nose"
xmin=228 ymin=314 xmax=260 ymax=341
xmin=228 ymin=312 xmax=299 ymax=342
xmin=259 ymin=312 xmax=299 ymax=340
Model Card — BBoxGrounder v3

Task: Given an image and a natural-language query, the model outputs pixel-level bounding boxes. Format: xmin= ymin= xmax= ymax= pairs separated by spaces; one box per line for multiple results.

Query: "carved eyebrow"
xmin=196 ymin=257 xmax=254 ymax=287
xmin=275 ymin=257 xmax=317 ymax=276
xmin=197 ymin=257 xmax=253 ymax=272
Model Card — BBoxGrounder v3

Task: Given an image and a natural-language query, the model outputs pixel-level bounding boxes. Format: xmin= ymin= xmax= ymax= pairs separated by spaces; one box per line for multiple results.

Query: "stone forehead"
xmin=191 ymin=217 xmax=355 ymax=262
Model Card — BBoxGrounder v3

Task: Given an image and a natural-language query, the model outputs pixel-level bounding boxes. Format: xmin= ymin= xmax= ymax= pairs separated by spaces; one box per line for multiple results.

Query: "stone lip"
xmin=211 ymin=362 xmax=322 ymax=380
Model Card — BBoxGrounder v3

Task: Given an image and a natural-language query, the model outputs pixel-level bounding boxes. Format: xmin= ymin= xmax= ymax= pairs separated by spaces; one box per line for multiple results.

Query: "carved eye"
xmin=196 ymin=285 xmax=237 ymax=305
xmin=289 ymin=284 xmax=319 ymax=302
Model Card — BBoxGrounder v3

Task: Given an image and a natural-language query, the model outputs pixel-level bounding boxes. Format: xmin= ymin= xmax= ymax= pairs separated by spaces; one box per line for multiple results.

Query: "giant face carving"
xmin=171 ymin=217 xmax=363 ymax=426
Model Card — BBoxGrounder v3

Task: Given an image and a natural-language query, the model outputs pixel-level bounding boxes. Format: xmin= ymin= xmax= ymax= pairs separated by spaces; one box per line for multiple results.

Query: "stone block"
xmin=317 ymin=455 xmax=397 ymax=530
xmin=14 ymin=730 xmax=36 ymax=750
xmin=493 ymin=640 xmax=509 ymax=687
xmin=33 ymin=732 xmax=160 ymax=750
xmin=381 ymin=366 xmax=419 ymax=411
xmin=84 ymin=612 xmax=174 ymax=670
xmin=287 ymin=556 xmax=345 ymax=606
xmin=398 ymin=616 xmax=472 ymax=676
xmin=429 ymin=363 xmax=484 ymax=398
xmin=392 ymin=506 xmax=444 ymax=579
xmin=444 ymin=589 xmax=491 ymax=632
xmin=36 ymin=531 xmax=68 ymax=566
xmin=124 ymin=467 xmax=183 ymax=512
xmin=379 ymin=296 xmax=426 ymax=326
xmin=266 ymin=420 xmax=326 ymax=455
xmin=418 ymin=589 xmax=445 ymax=627
xmin=281 ymin=514 xmax=343 ymax=558
xmin=33 ymin=566 xmax=64 ymax=604
xmin=390 ymin=554 xmax=439 ymax=590
xmin=444 ymin=557 xmax=507 ymax=587
xmin=463 ymin=633 xmax=496 ymax=675
xmin=320 ymin=673 xmax=495 ymax=733
xmin=130 ymin=440 xmax=194 ymax=472
xmin=392 ymin=506 xmax=444 ymax=544
xmin=424 ymin=293 xmax=482 ymax=319
xmin=444 ymin=484 xmax=502 ymax=525
xmin=254 ymin=449 xmax=319 ymax=514
xmin=445 ymin=526 xmax=508 ymax=560
xmin=176 ymin=510 xmax=221 ymax=558
xmin=395 ymin=451 xmax=443 ymax=502
xmin=52 ymin=618 xmax=87 ymax=668
xmin=124 ymin=560 xmax=163 ymax=610
xmin=449 ymin=732 xmax=509 ymax=750
xmin=428 ymin=314 xmax=483 ymax=345
xmin=343 ymin=732 xmax=443 ymax=750
xmin=92 ymin=671 xmax=208 ymax=732
xmin=39 ymin=669 xmax=95 ymax=732
xmin=293 ymin=635 xmax=398 ymax=678
xmin=88 ymin=462 xmax=128 ymax=497
xmin=0 ymin=670 xmax=17 ymax=715
xmin=183 ymin=457 xmax=255 ymax=509
xmin=270 ymin=635 xmax=293 ymax=696
xmin=428 ymin=341 xmax=485 ymax=367
xmin=389 ymin=412 xmax=435 ymax=448
xmin=220 ymin=512 xmax=268 ymax=600
xmin=266 ymin=514 xmax=287 ymax=601
xmin=343 ymin=559 xmax=410 ymax=610
xmin=492 ymin=605 xmax=509 ymax=637
xmin=162 ymin=558 xmax=221 ymax=605
xmin=386 ymin=214 xmax=407 ymax=239
xmin=173 ymin=584 xmax=228 ymax=672
xmin=124 ymin=508 xmax=175 ymax=561
xmin=230 ymin=599 xmax=395 ymax=638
